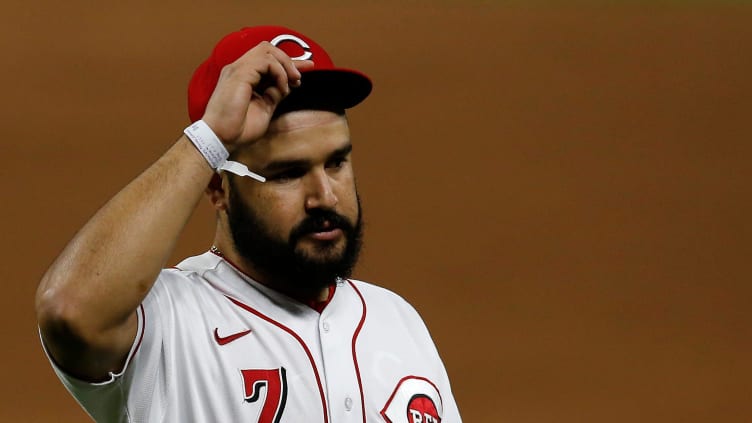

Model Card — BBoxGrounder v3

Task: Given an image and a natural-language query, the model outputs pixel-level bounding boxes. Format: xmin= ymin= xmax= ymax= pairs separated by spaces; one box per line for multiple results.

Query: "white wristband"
xmin=184 ymin=120 xmax=229 ymax=170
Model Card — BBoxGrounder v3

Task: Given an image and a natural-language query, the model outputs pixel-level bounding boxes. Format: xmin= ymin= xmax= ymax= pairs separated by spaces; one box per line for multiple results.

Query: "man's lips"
xmin=304 ymin=227 xmax=344 ymax=241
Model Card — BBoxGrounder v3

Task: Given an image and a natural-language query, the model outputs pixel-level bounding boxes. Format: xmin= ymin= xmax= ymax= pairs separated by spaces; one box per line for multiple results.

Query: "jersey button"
xmin=345 ymin=396 xmax=353 ymax=411
xmin=322 ymin=321 xmax=331 ymax=332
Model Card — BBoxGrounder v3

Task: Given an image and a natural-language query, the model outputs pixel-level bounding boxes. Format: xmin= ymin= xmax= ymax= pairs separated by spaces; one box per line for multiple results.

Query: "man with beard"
xmin=36 ymin=26 xmax=462 ymax=422
xmin=226 ymin=171 xmax=363 ymax=303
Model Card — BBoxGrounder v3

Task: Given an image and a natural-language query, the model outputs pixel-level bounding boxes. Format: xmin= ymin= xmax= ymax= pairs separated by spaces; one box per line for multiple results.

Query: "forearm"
xmin=37 ymin=136 xmax=213 ymax=351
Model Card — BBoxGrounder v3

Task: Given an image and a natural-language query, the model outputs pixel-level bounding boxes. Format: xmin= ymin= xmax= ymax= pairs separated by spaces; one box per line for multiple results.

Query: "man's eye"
xmin=327 ymin=157 xmax=347 ymax=169
xmin=270 ymin=169 xmax=305 ymax=182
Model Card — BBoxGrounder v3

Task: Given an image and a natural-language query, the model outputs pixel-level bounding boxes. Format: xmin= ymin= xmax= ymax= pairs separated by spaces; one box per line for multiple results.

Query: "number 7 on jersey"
xmin=241 ymin=368 xmax=288 ymax=423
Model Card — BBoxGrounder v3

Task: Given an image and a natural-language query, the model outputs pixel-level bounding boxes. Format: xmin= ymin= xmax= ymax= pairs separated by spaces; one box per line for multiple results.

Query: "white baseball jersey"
xmin=45 ymin=251 xmax=462 ymax=422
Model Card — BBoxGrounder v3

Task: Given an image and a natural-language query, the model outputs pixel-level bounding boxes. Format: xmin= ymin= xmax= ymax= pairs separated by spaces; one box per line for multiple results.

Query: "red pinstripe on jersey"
xmin=349 ymin=281 xmax=368 ymax=423
xmin=129 ymin=304 xmax=146 ymax=361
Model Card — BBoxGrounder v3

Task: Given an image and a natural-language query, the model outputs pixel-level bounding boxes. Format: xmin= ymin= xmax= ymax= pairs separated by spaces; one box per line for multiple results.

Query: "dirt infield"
xmin=2 ymin=1 xmax=751 ymax=421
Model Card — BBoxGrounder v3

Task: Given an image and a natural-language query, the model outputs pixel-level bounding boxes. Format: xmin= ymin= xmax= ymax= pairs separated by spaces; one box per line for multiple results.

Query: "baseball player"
xmin=36 ymin=25 xmax=461 ymax=422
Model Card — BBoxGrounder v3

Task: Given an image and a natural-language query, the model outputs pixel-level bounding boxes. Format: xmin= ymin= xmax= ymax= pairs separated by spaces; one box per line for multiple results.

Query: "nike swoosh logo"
xmin=214 ymin=328 xmax=252 ymax=345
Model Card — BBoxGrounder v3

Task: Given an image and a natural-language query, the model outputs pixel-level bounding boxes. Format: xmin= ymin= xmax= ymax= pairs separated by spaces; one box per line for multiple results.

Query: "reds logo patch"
xmin=381 ymin=376 xmax=443 ymax=423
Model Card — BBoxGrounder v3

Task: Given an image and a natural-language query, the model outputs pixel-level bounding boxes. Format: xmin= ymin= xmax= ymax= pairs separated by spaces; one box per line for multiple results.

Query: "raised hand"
xmin=201 ymin=41 xmax=314 ymax=150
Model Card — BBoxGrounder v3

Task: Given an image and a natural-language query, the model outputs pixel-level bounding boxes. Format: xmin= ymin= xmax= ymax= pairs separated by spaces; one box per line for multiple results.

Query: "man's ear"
xmin=206 ymin=173 xmax=228 ymax=211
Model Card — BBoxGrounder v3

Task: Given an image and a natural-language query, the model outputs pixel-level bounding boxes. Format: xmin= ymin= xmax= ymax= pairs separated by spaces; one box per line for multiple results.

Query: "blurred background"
xmin=2 ymin=0 xmax=750 ymax=421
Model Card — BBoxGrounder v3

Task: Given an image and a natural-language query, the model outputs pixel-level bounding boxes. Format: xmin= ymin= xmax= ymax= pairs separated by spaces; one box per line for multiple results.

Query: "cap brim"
xmin=274 ymin=68 xmax=372 ymax=117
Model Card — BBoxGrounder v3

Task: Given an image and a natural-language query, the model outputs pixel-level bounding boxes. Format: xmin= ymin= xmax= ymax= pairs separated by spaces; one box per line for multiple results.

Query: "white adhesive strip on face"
xmin=218 ymin=160 xmax=267 ymax=183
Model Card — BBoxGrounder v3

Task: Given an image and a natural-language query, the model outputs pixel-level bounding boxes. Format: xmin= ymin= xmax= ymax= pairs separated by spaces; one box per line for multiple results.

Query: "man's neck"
xmin=211 ymin=241 xmax=332 ymax=304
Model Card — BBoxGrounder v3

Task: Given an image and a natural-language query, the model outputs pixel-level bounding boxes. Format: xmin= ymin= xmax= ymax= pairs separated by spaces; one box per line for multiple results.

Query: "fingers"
xmin=256 ymin=59 xmax=289 ymax=104
xmin=264 ymin=45 xmax=302 ymax=89
xmin=201 ymin=42 xmax=315 ymax=147
xmin=292 ymin=60 xmax=315 ymax=86
xmin=239 ymin=42 xmax=310 ymax=98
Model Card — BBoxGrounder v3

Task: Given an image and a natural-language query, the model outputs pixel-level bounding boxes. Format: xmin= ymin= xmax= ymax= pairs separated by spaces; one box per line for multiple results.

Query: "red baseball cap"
xmin=188 ymin=25 xmax=372 ymax=123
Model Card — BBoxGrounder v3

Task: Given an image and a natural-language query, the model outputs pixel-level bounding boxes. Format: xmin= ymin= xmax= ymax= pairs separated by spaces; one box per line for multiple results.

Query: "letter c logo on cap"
xmin=270 ymin=34 xmax=313 ymax=61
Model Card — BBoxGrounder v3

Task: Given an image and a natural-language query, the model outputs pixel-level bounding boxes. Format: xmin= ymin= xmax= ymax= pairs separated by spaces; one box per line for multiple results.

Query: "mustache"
xmin=289 ymin=209 xmax=355 ymax=243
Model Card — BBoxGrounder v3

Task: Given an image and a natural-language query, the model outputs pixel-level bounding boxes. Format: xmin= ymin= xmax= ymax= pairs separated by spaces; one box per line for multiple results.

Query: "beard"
xmin=226 ymin=182 xmax=363 ymax=301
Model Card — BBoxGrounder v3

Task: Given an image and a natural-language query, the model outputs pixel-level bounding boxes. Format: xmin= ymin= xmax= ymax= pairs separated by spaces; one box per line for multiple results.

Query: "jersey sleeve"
xmin=39 ymin=304 xmax=146 ymax=422
xmin=400 ymin=298 xmax=464 ymax=421
xmin=351 ymin=280 xmax=463 ymax=421
xmin=40 ymin=271 xmax=176 ymax=422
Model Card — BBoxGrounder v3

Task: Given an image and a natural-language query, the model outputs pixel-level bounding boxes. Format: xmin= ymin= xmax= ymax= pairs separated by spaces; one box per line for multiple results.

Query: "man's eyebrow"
xmin=261 ymin=143 xmax=353 ymax=173
xmin=262 ymin=158 xmax=309 ymax=173
xmin=330 ymin=143 xmax=353 ymax=158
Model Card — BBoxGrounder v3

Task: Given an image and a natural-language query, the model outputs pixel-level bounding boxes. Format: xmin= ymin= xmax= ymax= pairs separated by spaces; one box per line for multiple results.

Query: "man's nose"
xmin=304 ymin=168 xmax=338 ymax=211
